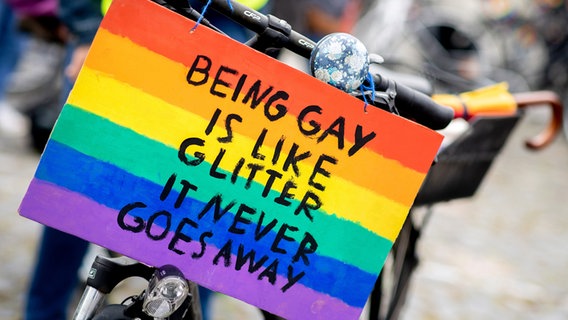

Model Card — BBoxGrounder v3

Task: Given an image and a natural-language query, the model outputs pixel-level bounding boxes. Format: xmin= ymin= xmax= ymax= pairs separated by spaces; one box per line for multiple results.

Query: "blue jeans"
xmin=25 ymin=227 xmax=89 ymax=320
xmin=24 ymin=41 xmax=90 ymax=320
xmin=0 ymin=2 xmax=19 ymax=99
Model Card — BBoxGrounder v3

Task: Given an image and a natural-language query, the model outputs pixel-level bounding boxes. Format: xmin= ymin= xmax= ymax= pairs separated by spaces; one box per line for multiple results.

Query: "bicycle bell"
xmin=310 ymin=32 xmax=370 ymax=93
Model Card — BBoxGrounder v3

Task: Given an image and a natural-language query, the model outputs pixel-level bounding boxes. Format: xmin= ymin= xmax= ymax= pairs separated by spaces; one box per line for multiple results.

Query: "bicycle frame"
xmin=70 ymin=1 xmax=563 ymax=320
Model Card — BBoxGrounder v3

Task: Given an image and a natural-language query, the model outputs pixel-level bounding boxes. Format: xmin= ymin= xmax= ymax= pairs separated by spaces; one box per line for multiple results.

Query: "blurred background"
xmin=1 ymin=0 xmax=567 ymax=319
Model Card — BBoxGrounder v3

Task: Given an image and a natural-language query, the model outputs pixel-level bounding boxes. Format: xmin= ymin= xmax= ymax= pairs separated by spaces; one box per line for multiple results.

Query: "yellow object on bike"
xmin=236 ymin=0 xmax=269 ymax=10
xmin=101 ymin=0 xmax=112 ymax=15
xmin=432 ymin=82 xmax=517 ymax=119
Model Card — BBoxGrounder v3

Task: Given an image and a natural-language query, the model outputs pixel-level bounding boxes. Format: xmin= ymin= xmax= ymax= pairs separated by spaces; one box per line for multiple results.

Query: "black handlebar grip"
xmin=200 ymin=0 xmax=269 ymax=32
xmin=374 ymin=74 xmax=454 ymax=130
xmin=199 ymin=0 xmax=316 ymax=57
xmin=288 ymin=30 xmax=316 ymax=58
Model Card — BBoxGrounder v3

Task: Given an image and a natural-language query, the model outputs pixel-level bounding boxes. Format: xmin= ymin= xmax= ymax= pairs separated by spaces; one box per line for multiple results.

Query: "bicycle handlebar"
xmin=514 ymin=91 xmax=564 ymax=150
xmin=199 ymin=0 xmax=316 ymax=56
xmin=372 ymin=73 xmax=455 ymax=130
xmin=187 ymin=0 xmax=455 ymax=130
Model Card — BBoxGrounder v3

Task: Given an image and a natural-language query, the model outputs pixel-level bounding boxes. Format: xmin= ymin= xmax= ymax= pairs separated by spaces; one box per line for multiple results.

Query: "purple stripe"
xmin=19 ymin=179 xmax=364 ymax=320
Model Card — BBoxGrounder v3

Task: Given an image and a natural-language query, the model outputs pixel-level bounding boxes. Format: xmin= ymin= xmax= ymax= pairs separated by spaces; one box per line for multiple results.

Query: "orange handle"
xmin=513 ymin=91 xmax=564 ymax=150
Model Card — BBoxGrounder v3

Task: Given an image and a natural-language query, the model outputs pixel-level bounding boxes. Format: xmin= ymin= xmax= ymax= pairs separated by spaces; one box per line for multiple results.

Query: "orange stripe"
xmin=84 ymin=29 xmax=429 ymax=206
xmin=98 ymin=0 xmax=442 ymax=174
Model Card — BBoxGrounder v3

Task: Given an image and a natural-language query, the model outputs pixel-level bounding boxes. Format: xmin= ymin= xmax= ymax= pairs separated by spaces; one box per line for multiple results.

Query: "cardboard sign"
xmin=19 ymin=0 xmax=443 ymax=318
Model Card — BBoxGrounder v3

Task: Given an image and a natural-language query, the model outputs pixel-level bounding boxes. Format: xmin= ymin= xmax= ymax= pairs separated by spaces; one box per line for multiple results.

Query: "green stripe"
xmin=51 ymin=104 xmax=393 ymax=273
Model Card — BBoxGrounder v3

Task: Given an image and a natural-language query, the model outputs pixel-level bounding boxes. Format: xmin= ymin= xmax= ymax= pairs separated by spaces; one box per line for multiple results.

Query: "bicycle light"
xmin=142 ymin=264 xmax=189 ymax=318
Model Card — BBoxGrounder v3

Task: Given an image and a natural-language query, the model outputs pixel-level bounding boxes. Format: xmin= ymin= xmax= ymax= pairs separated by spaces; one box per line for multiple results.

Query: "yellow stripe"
xmin=67 ymin=67 xmax=410 ymax=240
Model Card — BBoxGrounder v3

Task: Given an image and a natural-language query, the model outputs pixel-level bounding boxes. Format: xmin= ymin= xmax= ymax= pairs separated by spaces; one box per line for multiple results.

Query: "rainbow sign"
xmin=19 ymin=0 xmax=443 ymax=318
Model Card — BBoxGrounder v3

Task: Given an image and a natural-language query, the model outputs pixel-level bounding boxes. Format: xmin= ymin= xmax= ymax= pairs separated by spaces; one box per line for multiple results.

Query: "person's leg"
xmin=0 ymin=2 xmax=20 ymax=99
xmin=198 ymin=286 xmax=213 ymax=320
xmin=25 ymin=227 xmax=90 ymax=320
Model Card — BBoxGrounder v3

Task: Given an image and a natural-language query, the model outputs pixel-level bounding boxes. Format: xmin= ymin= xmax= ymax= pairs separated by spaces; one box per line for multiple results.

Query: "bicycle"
xmin=61 ymin=0 xmax=453 ymax=319
xmin=19 ymin=0 xmax=561 ymax=319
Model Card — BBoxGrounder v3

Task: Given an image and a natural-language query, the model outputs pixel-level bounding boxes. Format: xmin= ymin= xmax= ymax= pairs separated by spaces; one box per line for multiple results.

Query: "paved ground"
xmin=401 ymin=109 xmax=568 ymax=320
xmin=0 ymin=101 xmax=566 ymax=320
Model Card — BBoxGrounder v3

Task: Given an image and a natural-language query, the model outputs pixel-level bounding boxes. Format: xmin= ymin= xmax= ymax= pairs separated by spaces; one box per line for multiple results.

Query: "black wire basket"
xmin=414 ymin=114 xmax=521 ymax=206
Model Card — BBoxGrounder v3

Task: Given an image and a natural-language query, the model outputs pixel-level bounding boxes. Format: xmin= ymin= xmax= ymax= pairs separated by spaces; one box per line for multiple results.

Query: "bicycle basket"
xmin=414 ymin=114 xmax=520 ymax=206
